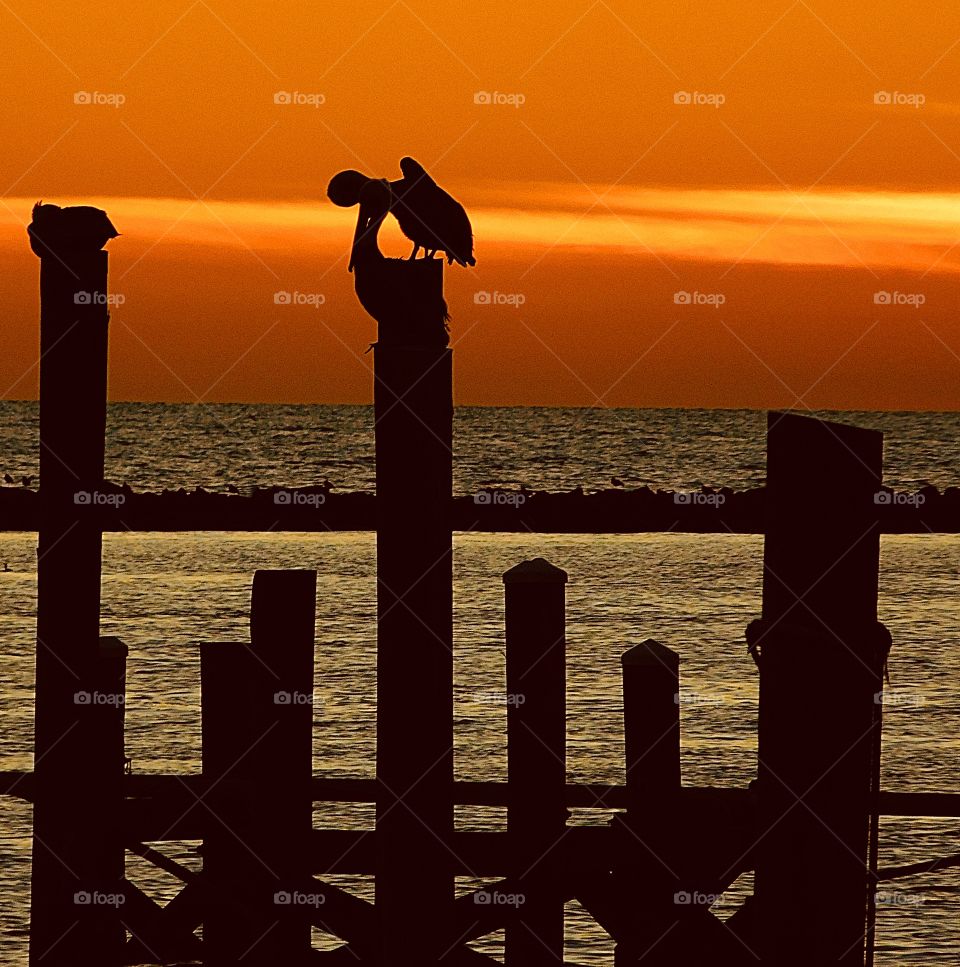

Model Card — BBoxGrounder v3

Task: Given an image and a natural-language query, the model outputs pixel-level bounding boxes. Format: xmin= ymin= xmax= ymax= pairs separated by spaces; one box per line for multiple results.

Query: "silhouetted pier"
xmin=7 ymin=207 xmax=960 ymax=965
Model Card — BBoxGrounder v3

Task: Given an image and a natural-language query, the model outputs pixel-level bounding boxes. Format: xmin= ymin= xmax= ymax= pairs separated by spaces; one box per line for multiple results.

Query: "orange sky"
xmin=2 ymin=1 xmax=960 ymax=408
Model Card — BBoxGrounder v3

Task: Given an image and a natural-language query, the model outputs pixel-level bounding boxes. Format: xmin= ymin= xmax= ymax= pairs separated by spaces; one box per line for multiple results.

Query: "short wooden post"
xmin=200 ymin=642 xmax=270 ymax=966
xmin=503 ymin=558 xmax=568 ymax=967
xmin=374 ymin=330 xmax=454 ymax=965
xmin=29 ymin=212 xmax=112 ymax=965
xmin=249 ymin=569 xmax=317 ymax=960
xmin=622 ymin=640 xmax=680 ymax=816
xmin=612 ymin=641 xmax=681 ymax=966
xmin=753 ymin=412 xmax=887 ymax=966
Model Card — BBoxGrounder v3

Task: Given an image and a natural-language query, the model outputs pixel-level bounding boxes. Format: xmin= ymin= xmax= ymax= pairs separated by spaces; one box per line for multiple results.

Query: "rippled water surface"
xmin=0 ymin=402 xmax=958 ymax=493
xmin=0 ymin=530 xmax=957 ymax=964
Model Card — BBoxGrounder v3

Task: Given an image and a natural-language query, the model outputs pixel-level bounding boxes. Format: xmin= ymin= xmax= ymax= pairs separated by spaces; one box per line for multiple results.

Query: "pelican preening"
xmin=348 ymin=177 xmax=450 ymax=345
xmin=327 ymin=157 xmax=475 ymax=269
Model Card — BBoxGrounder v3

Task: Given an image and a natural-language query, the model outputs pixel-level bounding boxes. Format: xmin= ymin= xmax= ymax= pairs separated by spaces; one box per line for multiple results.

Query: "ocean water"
xmin=0 ymin=405 xmax=957 ymax=963
xmin=0 ymin=401 xmax=958 ymax=493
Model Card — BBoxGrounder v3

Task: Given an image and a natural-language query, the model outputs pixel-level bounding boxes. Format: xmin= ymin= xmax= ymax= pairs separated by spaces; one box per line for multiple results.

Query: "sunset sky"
xmin=2 ymin=1 xmax=960 ymax=408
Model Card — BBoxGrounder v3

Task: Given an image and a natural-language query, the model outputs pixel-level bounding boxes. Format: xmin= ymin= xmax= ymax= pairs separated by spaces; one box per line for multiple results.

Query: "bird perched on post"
xmin=348 ymin=178 xmax=449 ymax=346
xmin=327 ymin=157 xmax=475 ymax=268
xmin=27 ymin=202 xmax=119 ymax=258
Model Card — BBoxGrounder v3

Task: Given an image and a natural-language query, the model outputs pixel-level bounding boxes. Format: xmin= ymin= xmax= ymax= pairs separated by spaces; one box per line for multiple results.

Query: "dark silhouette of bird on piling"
xmin=347 ymin=178 xmax=449 ymax=346
xmin=27 ymin=202 xmax=119 ymax=257
xmin=2 ymin=474 xmax=12 ymax=485
xmin=328 ymin=157 xmax=475 ymax=267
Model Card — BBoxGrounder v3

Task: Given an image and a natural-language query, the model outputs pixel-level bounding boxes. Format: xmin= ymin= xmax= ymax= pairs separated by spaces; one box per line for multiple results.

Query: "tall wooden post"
xmin=30 ymin=218 xmax=112 ymax=965
xmin=503 ymin=558 xmax=567 ymax=967
xmin=752 ymin=412 xmax=888 ymax=966
xmin=373 ymin=263 xmax=454 ymax=966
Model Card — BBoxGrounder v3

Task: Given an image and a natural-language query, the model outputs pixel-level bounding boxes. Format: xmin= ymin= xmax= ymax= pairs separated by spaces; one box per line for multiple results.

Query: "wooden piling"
xmin=611 ymin=640 xmax=681 ymax=966
xmin=503 ymin=558 xmax=568 ymax=967
xmin=200 ymin=642 xmax=265 ymax=966
xmin=249 ymin=569 xmax=317 ymax=961
xmin=621 ymin=640 xmax=680 ymax=816
xmin=90 ymin=636 xmax=129 ymax=963
xmin=752 ymin=411 xmax=888 ymax=966
xmin=30 ymin=227 xmax=111 ymax=965
xmin=373 ymin=332 xmax=454 ymax=965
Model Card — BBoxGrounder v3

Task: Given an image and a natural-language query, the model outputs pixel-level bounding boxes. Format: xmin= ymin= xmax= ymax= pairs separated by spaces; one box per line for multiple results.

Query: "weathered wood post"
xmin=200 ymin=571 xmax=317 ymax=966
xmin=622 ymin=640 xmax=680 ymax=816
xmin=750 ymin=411 xmax=889 ymax=966
xmin=503 ymin=558 xmax=568 ymax=966
xmin=612 ymin=640 xmax=681 ymax=966
xmin=28 ymin=205 xmax=116 ymax=965
xmin=200 ymin=642 xmax=264 ymax=965
xmin=89 ymin=636 xmax=129 ymax=962
xmin=372 ymin=258 xmax=454 ymax=966
xmin=249 ymin=569 xmax=317 ymax=961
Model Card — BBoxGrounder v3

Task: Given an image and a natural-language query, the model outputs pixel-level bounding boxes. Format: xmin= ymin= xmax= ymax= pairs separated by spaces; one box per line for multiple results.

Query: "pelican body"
xmin=349 ymin=179 xmax=449 ymax=347
xmin=327 ymin=157 xmax=475 ymax=267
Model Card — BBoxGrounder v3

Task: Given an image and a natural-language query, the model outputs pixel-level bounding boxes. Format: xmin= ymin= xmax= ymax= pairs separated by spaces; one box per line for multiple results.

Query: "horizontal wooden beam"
xmin=2 ymin=771 xmax=958 ymax=819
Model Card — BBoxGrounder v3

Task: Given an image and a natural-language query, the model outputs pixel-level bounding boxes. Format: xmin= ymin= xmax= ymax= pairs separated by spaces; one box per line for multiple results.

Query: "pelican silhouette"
xmin=28 ymin=201 xmax=119 ymax=257
xmin=328 ymin=158 xmax=475 ymax=267
xmin=349 ymin=179 xmax=449 ymax=346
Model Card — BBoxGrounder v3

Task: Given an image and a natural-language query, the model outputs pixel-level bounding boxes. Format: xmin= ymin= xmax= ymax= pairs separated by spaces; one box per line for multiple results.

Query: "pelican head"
xmin=327 ymin=169 xmax=371 ymax=208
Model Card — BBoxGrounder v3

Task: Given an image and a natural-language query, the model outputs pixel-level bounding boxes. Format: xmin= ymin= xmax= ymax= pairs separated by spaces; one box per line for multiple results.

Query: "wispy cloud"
xmin=3 ymin=185 xmax=960 ymax=274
